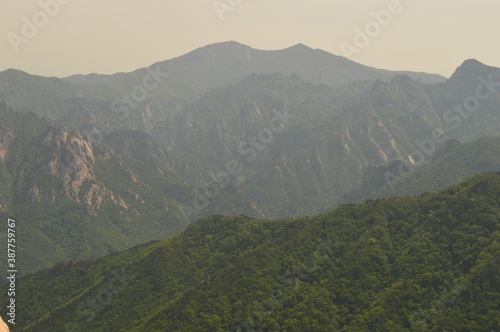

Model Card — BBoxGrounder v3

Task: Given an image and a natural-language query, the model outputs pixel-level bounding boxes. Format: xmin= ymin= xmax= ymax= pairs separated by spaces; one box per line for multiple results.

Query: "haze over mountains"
xmin=63 ymin=41 xmax=446 ymax=86
xmin=0 ymin=42 xmax=499 ymax=275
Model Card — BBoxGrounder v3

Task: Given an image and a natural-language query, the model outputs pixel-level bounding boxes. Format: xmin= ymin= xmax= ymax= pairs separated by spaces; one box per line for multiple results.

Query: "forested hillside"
xmin=8 ymin=173 xmax=500 ymax=331
xmin=0 ymin=102 xmax=262 ymax=274
xmin=343 ymin=135 xmax=500 ymax=204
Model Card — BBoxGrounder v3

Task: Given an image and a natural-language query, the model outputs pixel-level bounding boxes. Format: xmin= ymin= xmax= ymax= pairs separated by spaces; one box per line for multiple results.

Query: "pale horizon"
xmin=2 ymin=0 xmax=499 ymax=78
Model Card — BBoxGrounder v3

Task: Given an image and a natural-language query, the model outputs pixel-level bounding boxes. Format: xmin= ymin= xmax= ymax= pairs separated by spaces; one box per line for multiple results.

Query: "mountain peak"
xmin=289 ymin=43 xmax=310 ymax=49
xmin=459 ymin=58 xmax=484 ymax=69
xmin=283 ymin=43 xmax=314 ymax=53
xmin=449 ymin=58 xmax=493 ymax=82
xmin=390 ymin=74 xmax=415 ymax=84
xmin=1 ymin=68 xmax=28 ymax=76
xmin=200 ymin=40 xmax=250 ymax=52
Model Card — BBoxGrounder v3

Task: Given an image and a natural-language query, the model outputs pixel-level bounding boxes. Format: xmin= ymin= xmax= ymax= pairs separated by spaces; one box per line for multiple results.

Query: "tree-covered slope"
xmin=343 ymin=135 xmax=500 ymax=204
xmin=7 ymin=173 xmax=500 ymax=331
xmin=0 ymin=102 xmax=263 ymax=274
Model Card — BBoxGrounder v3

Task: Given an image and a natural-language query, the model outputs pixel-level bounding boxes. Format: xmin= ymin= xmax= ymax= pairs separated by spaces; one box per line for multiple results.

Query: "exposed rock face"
xmin=0 ymin=123 xmax=14 ymax=160
xmin=13 ymin=125 xmax=133 ymax=216
xmin=0 ymin=102 xmax=265 ymax=274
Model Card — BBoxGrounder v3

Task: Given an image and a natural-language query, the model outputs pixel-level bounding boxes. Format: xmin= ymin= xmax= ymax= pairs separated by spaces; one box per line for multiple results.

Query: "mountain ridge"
xmin=0 ymin=46 xmax=499 ymax=274
xmin=0 ymin=102 xmax=264 ymax=274
xmin=50 ymin=41 xmax=447 ymax=85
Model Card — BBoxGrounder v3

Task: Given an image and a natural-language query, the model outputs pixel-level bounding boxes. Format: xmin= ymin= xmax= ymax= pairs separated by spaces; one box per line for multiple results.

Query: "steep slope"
xmin=155 ymin=73 xmax=459 ymax=218
xmin=8 ymin=173 xmax=500 ymax=331
xmin=336 ymin=60 xmax=500 ymax=205
xmin=0 ymin=102 xmax=263 ymax=274
xmin=1 ymin=51 xmax=500 ymax=243
xmin=0 ymin=57 xmax=499 ymax=227
xmin=344 ymin=136 xmax=500 ymax=203
xmin=431 ymin=59 xmax=500 ymax=140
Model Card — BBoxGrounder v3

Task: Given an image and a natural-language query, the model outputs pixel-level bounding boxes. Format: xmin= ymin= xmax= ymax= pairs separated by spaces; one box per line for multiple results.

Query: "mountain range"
xmin=0 ymin=42 xmax=499 ymax=275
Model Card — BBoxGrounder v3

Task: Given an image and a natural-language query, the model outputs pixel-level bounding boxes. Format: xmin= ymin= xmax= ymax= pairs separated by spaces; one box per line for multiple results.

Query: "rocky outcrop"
xmin=0 ymin=123 xmax=14 ymax=160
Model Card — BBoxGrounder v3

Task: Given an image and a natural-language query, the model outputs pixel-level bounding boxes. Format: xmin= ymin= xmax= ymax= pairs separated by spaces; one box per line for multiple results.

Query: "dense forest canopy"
xmin=5 ymin=173 xmax=500 ymax=331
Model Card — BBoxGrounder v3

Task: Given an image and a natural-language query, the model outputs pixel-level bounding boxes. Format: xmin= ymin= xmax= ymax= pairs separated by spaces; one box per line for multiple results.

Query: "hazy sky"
xmin=1 ymin=0 xmax=499 ymax=78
